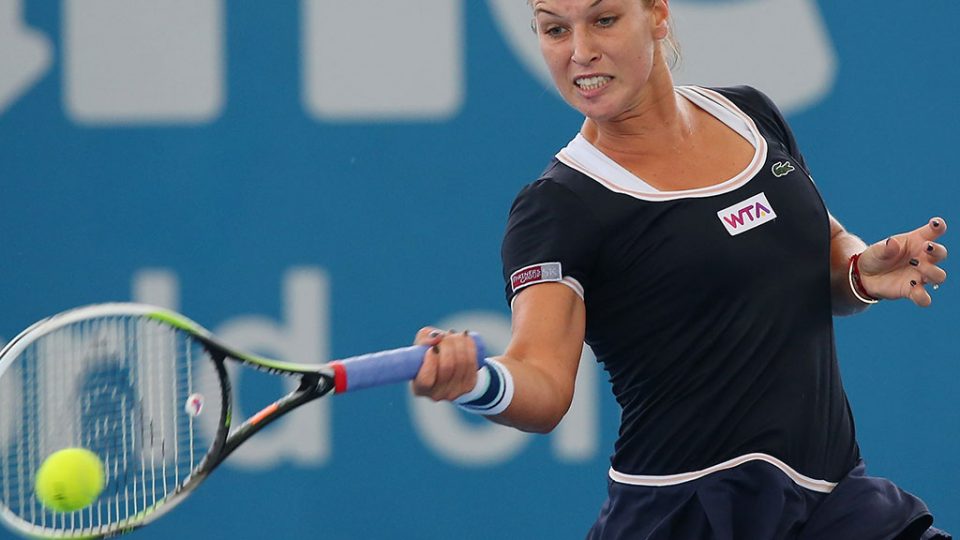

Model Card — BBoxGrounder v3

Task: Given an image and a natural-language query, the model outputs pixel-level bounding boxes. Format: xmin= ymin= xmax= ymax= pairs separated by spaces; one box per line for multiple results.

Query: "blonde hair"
xmin=645 ymin=0 xmax=681 ymax=68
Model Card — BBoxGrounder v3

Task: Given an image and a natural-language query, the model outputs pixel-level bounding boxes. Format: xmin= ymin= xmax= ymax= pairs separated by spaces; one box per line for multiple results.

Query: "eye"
xmin=543 ymin=25 xmax=568 ymax=38
xmin=596 ymin=16 xmax=617 ymax=28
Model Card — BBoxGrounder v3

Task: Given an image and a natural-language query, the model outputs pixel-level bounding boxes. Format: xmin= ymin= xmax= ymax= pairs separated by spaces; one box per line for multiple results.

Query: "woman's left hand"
xmin=857 ymin=217 xmax=948 ymax=307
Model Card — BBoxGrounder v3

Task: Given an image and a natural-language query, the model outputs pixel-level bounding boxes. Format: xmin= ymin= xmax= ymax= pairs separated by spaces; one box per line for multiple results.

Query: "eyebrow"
xmin=534 ymin=0 xmax=604 ymax=17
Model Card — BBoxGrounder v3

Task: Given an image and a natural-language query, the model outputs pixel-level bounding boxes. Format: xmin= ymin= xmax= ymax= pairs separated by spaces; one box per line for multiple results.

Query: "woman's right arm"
xmin=412 ymin=281 xmax=586 ymax=434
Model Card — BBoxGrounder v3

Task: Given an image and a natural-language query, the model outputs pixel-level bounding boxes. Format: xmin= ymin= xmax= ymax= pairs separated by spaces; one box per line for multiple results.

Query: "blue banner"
xmin=1 ymin=1 xmax=957 ymax=537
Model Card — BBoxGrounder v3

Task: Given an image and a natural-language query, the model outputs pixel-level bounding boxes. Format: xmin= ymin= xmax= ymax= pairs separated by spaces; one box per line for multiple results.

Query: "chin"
xmin=564 ymin=95 xmax=618 ymax=122
xmin=575 ymin=105 xmax=617 ymax=123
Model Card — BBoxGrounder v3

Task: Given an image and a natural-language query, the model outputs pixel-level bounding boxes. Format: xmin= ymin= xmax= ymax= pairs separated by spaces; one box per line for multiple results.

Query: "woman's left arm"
xmin=830 ymin=214 xmax=948 ymax=316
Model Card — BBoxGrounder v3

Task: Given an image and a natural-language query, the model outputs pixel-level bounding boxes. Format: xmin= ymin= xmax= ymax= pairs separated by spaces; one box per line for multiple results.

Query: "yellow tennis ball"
xmin=34 ymin=448 xmax=105 ymax=512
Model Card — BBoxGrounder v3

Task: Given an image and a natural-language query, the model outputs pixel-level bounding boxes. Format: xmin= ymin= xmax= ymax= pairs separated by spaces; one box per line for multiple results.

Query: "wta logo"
xmin=717 ymin=193 xmax=777 ymax=236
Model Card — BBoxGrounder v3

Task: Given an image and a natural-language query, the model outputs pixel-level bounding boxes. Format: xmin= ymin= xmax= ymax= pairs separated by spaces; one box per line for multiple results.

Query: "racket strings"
xmin=0 ymin=315 xmax=224 ymax=535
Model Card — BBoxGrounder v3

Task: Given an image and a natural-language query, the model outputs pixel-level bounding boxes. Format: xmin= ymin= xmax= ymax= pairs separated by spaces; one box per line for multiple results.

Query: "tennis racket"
xmin=0 ymin=303 xmax=486 ymax=539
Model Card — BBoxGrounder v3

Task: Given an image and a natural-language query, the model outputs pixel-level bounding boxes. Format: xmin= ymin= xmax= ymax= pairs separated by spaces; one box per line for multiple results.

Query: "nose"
xmin=571 ymin=29 xmax=600 ymax=66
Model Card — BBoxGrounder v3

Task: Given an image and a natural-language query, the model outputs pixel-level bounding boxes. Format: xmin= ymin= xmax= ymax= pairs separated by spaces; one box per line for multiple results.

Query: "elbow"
xmin=494 ymin=399 xmax=570 ymax=434
xmin=519 ymin=399 xmax=572 ymax=434
xmin=522 ymin=417 xmax=563 ymax=435
xmin=526 ymin=373 xmax=578 ymax=433
xmin=491 ymin=413 xmax=562 ymax=434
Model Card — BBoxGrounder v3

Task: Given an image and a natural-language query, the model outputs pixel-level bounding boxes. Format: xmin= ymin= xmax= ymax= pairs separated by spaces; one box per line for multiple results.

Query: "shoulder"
xmin=501 ymin=161 xmax=607 ymax=305
xmin=709 ymin=86 xmax=806 ymax=162
xmin=707 ymin=85 xmax=782 ymax=117
xmin=509 ymin=159 xmax=599 ymax=221
xmin=706 ymin=85 xmax=804 ymax=158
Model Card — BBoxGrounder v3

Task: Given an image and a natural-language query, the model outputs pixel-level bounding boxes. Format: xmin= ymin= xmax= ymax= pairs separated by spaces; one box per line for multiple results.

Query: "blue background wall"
xmin=1 ymin=1 xmax=957 ymax=537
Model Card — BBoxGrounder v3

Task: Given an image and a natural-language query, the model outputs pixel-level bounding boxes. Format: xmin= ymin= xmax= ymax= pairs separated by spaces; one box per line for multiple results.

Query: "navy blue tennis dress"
xmin=500 ymin=86 xmax=949 ymax=539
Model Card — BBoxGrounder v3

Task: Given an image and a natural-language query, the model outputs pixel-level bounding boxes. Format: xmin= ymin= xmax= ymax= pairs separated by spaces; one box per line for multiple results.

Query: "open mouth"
xmin=575 ymin=75 xmax=612 ymax=91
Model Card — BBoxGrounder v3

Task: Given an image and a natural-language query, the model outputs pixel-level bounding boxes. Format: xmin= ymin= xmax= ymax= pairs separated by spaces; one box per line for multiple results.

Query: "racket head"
xmin=0 ymin=303 xmax=231 ymax=539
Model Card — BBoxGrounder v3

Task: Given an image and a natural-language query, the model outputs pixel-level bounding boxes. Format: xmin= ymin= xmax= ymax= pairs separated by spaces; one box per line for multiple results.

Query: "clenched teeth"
xmin=575 ymin=76 xmax=611 ymax=90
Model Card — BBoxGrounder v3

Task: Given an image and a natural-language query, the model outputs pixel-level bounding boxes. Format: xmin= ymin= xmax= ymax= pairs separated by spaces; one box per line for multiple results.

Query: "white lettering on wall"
xmin=63 ymin=0 xmax=224 ymax=124
xmin=0 ymin=362 xmax=20 ymax=454
xmin=0 ymin=0 xmax=52 ymax=114
xmin=3 ymin=1 xmax=836 ymax=120
xmin=301 ymin=0 xmax=464 ymax=121
xmin=132 ymin=267 xmax=332 ymax=470
xmin=555 ymin=345 xmax=599 ymax=462
xmin=133 ymin=268 xmax=180 ymax=312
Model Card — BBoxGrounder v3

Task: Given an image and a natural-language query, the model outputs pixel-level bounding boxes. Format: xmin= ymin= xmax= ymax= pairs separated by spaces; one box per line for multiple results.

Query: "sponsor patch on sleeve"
xmin=510 ymin=262 xmax=563 ymax=293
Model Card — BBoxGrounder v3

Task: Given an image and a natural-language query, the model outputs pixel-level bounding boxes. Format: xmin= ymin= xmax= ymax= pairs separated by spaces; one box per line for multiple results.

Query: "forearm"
xmin=482 ymin=283 xmax=586 ymax=433
xmin=412 ymin=283 xmax=586 ymax=432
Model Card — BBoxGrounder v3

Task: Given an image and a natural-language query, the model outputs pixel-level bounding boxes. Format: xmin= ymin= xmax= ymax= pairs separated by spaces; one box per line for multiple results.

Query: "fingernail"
xmin=909 ymin=258 xmax=919 ymax=267
xmin=927 ymin=243 xmax=935 ymax=252
xmin=432 ymin=345 xmax=440 ymax=354
xmin=428 ymin=330 xmax=442 ymax=339
xmin=910 ymin=280 xmax=918 ymax=287
xmin=932 ymin=219 xmax=941 ymax=228
xmin=462 ymin=329 xmax=469 ymax=336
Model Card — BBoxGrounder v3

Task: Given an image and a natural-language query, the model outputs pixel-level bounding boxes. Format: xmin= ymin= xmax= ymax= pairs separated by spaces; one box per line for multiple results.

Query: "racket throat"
xmin=217 ymin=374 xmax=332 ymax=465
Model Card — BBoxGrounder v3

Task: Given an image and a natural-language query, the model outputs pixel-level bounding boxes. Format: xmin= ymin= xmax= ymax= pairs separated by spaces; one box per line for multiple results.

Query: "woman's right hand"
xmin=411 ymin=327 xmax=480 ymax=402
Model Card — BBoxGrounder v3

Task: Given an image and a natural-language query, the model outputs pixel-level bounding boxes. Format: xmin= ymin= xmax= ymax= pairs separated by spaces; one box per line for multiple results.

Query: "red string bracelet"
xmin=848 ymin=253 xmax=879 ymax=304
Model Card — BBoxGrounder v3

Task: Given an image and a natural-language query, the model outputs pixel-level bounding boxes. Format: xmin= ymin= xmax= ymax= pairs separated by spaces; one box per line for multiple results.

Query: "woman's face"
xmin=532 ymin=0 xmax=669 ymax=122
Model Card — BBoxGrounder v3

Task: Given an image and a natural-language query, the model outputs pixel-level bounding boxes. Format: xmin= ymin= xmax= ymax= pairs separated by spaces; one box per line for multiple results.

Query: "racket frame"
xmin=0 ymin=302 xmax=482 ymax=539
xmin=0 ymin=304 xmax=337 ymax=539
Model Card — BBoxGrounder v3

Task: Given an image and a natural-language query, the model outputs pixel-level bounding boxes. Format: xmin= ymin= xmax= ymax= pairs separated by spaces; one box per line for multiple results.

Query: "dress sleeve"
xmin=500 ymin=177 xmax=602 ymax=307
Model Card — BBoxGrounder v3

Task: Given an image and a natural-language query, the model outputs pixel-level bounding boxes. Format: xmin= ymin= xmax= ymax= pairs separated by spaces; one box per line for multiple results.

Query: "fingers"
xmin=411 ymin=330 xmax=478 ymax=401
xmin=906 ymin=279 xmax=933 ymax=308
xmin=916 ymin=261 xmax=948 ymax=288
xmin=916 ymin=234 xmax=948 ymax=293
xmin=434 ymin=334 xmax=476 ymax=399
xmin=923 ymin=240 xmax=948 ymax=263
xmin=414 ymin=326 xmax=444 ymax=346
xmin=853 ymin=217 xmax=948 ymax=307
xmin=918 ymin=217 xmax=947 ymax=242
xmin=413 ymin=347 xmax=439 ymax=391
xmin=898 ymin=256 xmax=945 ymax=307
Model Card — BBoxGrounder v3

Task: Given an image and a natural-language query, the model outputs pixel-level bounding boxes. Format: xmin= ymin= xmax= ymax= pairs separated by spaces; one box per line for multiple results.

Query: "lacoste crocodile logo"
xmin=772 ymin=161 xmax=795 ymax=178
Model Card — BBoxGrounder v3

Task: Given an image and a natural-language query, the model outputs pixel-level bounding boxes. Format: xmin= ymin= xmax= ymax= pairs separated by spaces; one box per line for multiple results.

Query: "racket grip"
xmin=332 ymin=333 xmax=487 ymax=393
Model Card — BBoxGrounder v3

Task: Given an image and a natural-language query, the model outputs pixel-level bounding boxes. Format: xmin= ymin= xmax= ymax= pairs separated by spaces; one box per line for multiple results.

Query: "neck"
xmin=582 ymin=58 xmax=693 ymax=159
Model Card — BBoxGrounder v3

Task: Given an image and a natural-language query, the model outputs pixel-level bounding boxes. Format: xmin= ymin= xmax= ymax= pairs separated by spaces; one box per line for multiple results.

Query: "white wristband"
xmin=454 ymin=364 xmax=491 ymax=404
xmin=455 ymin=359 xmax=514 ymax=416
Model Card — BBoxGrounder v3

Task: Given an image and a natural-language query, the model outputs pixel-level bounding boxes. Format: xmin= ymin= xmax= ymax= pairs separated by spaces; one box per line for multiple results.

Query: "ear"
xmin=651 ymin=0 xmax=670 ymax=40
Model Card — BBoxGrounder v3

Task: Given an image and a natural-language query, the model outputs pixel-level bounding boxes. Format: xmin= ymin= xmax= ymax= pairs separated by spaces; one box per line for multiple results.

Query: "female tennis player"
xmin=413 ymin=0 xmax=950 ymax=537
